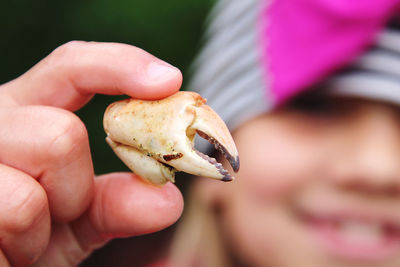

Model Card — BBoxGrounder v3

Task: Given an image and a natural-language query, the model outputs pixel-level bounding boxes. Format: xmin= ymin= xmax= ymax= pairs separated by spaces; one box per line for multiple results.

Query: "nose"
xmin=329 ymin=102 xmax=400 ymax=196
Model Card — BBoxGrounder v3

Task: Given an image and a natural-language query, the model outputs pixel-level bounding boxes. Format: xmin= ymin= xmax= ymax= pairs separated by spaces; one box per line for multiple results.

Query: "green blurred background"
xmin=1 ymin=0 xmax=215 ymax=265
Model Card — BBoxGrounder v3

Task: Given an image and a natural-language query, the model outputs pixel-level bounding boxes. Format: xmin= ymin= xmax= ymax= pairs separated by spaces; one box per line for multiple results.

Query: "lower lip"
xmin=304 ymin=218 xmax=400 ymax=261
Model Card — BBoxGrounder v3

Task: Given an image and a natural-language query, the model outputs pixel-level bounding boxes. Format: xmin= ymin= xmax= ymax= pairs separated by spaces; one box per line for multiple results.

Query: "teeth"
xmin=339 ymin=220 xmax=384 ymax=244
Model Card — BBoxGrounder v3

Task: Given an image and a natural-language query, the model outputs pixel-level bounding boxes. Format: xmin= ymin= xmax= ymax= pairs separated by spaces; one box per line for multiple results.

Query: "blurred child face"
xmin=211 ymin=97 xmax=400 ymax=267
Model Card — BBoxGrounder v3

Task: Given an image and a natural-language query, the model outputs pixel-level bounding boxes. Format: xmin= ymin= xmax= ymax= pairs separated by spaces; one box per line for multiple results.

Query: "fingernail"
xmin=146 ymin=61 xmax=180 ymax=82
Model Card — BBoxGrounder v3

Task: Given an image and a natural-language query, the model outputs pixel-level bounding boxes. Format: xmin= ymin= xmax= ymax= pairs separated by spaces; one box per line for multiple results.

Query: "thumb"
xmin=33 ymin=173 xmax=183 ymax=266
xmin=79 ymin=172 xmax=184 ymax=240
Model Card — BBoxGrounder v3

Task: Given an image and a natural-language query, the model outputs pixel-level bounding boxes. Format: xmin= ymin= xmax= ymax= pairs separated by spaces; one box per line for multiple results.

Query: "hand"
xmin=0 ymin=41 xmax=184 ymax=266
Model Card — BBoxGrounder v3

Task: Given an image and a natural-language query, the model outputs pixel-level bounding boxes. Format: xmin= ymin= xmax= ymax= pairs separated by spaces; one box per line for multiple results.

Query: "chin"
xmin=272 ymin=206 xmax=400 ymax=267
xmin=227 ymin=205 xmax=400 ymax=267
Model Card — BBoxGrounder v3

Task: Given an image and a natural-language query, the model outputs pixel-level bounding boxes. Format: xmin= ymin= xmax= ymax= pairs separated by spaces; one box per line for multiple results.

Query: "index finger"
xmin=0 ymin=41 xmax=182 ymax=111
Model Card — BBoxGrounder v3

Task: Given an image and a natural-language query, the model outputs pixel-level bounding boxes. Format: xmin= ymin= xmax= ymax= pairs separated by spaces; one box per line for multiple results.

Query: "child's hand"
xmin=0 ymin=41 xmax=184 ymax=266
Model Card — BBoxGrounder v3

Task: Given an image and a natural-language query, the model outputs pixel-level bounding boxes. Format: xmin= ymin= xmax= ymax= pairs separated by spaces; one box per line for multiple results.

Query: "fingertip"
xmin=128 ymin=61 xmax=183 ymax=100
xmin=149 ymin=179 xmax=184 ymax=229
xmin=121 ymin=173 xmax=184 ymax=233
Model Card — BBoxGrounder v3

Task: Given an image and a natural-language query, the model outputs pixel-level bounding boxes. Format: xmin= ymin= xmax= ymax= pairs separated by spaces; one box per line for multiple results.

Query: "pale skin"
xmin=0 ymin=41 xmax=184 ymax=266
xmin=199 ymin=98 xmax=400 ymax=267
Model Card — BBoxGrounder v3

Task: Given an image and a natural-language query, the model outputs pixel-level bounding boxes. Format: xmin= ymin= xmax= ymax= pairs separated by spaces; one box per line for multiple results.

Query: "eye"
xmin=288 ymin=95 xmax=333 ymax=114
xmin=285 ymin=93 xmax=351 ymax=118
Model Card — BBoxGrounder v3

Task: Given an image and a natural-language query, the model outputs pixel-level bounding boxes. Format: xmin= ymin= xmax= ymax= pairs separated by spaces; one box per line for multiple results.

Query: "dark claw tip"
xmin=229 ymin=156 xmax=240 ymax=173
xmin=222 ymin=175 xmax=233 ymax=182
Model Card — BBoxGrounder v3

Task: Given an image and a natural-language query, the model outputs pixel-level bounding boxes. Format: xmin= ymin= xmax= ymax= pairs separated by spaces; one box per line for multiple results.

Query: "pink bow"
xmin=258 ymin=0 xmax=400 ymax=104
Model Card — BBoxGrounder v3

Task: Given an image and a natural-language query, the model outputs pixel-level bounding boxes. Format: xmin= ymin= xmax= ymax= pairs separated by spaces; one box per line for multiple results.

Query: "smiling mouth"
xmin=298 ymin=213 xmax=400 ymax=261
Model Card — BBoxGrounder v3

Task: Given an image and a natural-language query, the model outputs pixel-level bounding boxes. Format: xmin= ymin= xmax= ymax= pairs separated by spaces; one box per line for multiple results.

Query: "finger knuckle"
xmin=45 ymin=41 xmax=87 ymax=68
xmin=46 ymin=111 xmax=88 ymax=160
xmin=53 ymin=41 xmax=86 ymax=58
xmin=3 ymin=185 xmax=47 ymax=233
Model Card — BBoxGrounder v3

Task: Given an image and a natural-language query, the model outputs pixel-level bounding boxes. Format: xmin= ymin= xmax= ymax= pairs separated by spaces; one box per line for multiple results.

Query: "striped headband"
xmin=190 ymin=0 xmax=400 ymax=140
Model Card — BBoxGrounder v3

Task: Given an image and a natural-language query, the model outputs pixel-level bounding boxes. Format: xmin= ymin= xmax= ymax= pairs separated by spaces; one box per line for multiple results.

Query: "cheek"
xmin=234 ymin=121 xmax=328 ymax=200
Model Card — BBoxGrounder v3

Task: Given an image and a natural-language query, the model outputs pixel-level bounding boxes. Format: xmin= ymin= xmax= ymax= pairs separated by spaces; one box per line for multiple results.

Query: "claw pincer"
xmin=103 ymin=91 xmax=239 ymax=185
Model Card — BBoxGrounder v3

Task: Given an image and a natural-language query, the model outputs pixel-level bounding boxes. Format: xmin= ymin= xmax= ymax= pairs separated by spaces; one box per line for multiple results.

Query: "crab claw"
xmin=103 ymin=91 xmax=239 ymax=185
